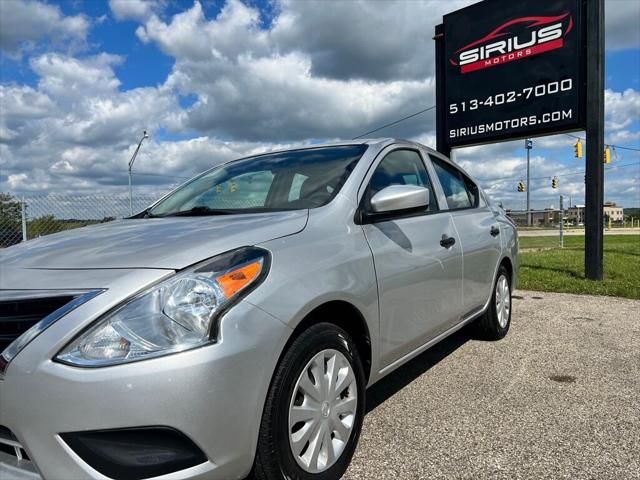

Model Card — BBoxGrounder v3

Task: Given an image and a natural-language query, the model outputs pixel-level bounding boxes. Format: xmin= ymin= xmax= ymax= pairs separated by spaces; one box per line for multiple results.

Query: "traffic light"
xmin=574 ymin=139 xmax=583 ymax=158
xmin=517 ymin=181 xmax=525 ymax=192
xmin=604 ymin=146 xmax=611 ymax=164
xmin=552 ymin=177 xmax=558 ymax=189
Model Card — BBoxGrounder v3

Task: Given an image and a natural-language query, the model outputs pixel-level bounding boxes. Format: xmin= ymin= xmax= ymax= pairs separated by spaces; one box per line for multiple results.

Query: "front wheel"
xmin=476 ymin=265 xmax=512 ymax=340
xmin=253 ymin=323 xmax=366 ymax=480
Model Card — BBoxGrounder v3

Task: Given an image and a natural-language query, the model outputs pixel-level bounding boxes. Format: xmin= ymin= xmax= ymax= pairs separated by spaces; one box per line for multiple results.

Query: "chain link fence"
xmin=0 ymin=193 xmax=161 ymax=247
xmin=506 ymin=208 xmax=563 ymax=228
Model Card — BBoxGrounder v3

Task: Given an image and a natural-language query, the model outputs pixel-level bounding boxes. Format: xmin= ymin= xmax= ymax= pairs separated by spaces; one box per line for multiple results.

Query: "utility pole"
xmin=21 ymin=197 xmax=27 ymax=242
xmin=526 ymin=138 xmax=532 ymax=226
xmin=128 ymin=130 xmax=149 ymax=216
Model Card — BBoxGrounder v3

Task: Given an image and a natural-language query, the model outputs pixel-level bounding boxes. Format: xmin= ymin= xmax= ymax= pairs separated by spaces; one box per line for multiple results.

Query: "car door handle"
xmin=490 ymin=226 xmax=500 ymax=237
xmin=440 ymin=235 xmax=456 ymax=248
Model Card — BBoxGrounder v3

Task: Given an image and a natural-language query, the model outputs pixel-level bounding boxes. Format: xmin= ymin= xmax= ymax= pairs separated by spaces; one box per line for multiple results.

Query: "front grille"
xmin=0 ymin=296 xmax=74 ymax=353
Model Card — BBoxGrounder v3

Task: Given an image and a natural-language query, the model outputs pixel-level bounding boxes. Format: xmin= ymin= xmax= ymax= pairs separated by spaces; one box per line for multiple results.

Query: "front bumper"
xmin=0 ymin=298 xmax=291 ymax=480
xmin=0 ymin=450 xmax=40 ymax=480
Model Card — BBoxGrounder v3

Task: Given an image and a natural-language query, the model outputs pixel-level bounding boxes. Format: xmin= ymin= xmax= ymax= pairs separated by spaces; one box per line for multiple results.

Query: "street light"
xmin=128 ymin=130 xmax=149 ymax=216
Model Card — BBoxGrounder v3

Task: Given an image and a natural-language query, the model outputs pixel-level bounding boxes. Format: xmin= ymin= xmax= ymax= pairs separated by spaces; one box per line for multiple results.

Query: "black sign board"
xmin=436 ymin=0 xmax=587 ymax=149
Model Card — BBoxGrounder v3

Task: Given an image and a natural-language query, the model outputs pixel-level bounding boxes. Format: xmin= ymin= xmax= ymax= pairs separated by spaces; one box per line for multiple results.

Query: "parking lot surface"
xmin=344 ymin=290 xmax=640 ymax=480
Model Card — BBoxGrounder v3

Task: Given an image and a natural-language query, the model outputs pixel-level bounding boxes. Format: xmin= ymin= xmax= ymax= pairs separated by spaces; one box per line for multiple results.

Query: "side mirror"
xmin=370 ymin=185 xmax=429 ymax=213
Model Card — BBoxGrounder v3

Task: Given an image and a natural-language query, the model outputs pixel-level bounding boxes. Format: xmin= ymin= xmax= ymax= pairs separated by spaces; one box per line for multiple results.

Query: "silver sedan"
xmin=0 ymin=138 xmax=517 ymax=480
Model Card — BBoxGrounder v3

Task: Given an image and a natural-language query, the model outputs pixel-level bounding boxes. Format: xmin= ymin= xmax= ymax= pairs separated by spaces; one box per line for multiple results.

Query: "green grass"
xmin=518 ymin=235 xmax=640 ymax=299
xmin=519 ymin=235 xmax=573 ymax=250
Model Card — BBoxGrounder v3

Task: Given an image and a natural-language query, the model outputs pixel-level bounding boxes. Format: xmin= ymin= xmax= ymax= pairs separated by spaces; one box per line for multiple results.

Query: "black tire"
xmin=253 ymin=323 xmax=366 ymax=480
xmin=476 ymin=265 xmax=512 ymax=340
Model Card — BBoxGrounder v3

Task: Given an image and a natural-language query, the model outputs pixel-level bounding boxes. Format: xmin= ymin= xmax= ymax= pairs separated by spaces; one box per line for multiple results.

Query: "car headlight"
xmin=56 ymin=247 xmax=270 ymax=367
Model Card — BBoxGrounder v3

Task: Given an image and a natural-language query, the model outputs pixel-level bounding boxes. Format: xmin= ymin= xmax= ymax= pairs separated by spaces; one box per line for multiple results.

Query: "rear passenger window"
xmin=463 ymin=176 xmax=480 ymax=207
xmin=430 ymin=156 xmax=479 ymax=210
xmin=367 ymin=149 xmax=438 ymax=212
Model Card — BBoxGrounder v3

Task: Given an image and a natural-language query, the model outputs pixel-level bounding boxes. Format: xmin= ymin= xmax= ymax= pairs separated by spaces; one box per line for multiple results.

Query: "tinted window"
xmin=430 ymin=157 xmax=478 ymax=210
xmin=288 ymin=173 xmax=308 ymax=201
xmin=463 ymin=175 xmax=481 ymax=207
xmin=366 ymin=150 xmax=438 ymax=212
xmin=150 ymin=145 xmax=367 ymax=215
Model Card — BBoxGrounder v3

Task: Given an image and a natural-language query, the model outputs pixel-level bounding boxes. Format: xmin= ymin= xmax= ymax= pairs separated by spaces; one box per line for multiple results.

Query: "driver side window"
xmin=366 ymin=149 xmax=438 ymax=212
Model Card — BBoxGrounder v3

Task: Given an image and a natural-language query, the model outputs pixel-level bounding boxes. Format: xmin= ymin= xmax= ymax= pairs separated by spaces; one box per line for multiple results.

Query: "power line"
xmin=352 ymin=105 xmax=436 ymax=140
xmin=478 ymin=160 xmax=640 ymax=184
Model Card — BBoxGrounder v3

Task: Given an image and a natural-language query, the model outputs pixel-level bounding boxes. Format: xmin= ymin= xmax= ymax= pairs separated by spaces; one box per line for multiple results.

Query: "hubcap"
xmin=288 ymin=349 xmax=358 ymax=473
xmin=495 ymin=274 xmax=511 ymax=328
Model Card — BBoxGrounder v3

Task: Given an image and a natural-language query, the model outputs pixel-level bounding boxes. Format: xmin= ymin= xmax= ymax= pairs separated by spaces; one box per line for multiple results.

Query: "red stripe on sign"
xmin=460 ymin=39 xmax=564 ymax=74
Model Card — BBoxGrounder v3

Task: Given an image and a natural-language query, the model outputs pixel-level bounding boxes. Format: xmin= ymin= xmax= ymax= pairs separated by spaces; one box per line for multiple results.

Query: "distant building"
xmin=566 ymin=205 xmax=585 ymax=225
xmin=556 ymin=202 xmax=624 ymax=226
xmin=507 ymin=209 xmax=557 ymax=226
xmin=603 ymin=202 xmax=624 ymax=223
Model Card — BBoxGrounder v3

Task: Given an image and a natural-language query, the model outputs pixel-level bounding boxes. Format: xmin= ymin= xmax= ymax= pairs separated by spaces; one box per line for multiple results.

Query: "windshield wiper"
xmin=158 ymin=206 xmax=238 ymax=217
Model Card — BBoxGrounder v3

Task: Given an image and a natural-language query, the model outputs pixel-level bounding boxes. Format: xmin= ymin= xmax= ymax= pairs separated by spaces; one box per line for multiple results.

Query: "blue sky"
xmin=1 ymin=0 xmax=638 ymax=209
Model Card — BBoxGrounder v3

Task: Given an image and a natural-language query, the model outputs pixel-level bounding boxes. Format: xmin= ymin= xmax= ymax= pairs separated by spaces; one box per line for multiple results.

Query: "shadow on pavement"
xmin=365 ymin=327 xmax=471 ymax=414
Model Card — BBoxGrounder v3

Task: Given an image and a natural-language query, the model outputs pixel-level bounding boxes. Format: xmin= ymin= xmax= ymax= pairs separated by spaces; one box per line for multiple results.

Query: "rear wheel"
xmin=253 ymin=323 xmax=366 ymax=480
xmin=477 ymin=265 xmax=512 ymax=340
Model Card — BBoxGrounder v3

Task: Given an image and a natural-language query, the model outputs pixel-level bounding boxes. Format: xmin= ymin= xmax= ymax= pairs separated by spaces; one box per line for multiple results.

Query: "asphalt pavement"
xmin=344 ymin=290 xmax=640 ymax=480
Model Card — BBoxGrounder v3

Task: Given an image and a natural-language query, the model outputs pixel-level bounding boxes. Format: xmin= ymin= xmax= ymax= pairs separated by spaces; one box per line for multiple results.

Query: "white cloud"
xmin=271 ymin=0 xmax=472 ymax=81
xmin=134 ymin=0 xmax=438 ymax=141
xmin=30 ymin=53 xmax=123 ymax=99
xmin=136 ymin=0 xmax=269 ymax=60
xmin=109 ymin=0 xmax=161 ymax=22
xmin=0 ymin=50 xmax=187 ymax=196
xmin=605 ymin=0 xmax=640 ymax=50
xmin=0 ymin=53 xmax=181 ymax=152
xmin=0 ymin=84 xmax=55 ymax=120
xmin=605 ymin=88 xmax=640 ymax=132
xmin=0 ymin=0 xmax=89 ymax=54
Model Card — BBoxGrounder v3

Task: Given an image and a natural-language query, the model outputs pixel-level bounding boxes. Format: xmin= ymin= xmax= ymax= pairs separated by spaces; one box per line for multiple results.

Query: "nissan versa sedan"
xmin=0 ymin=139 xmax=517 ymax=480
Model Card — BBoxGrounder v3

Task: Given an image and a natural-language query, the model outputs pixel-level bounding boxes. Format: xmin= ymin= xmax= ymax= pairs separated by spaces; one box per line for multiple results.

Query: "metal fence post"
xmin=525 ymin=139 xmax=532 ymax=226
xmin=559 ymin=195 xmax=564 ymax=248
xmin=21 ymin=197 xmax=27 ymax=242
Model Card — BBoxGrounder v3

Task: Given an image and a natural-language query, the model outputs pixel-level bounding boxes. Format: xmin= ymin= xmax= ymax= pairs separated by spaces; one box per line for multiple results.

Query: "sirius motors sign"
xmin=437 ymin=0 xmax=587 ymax=148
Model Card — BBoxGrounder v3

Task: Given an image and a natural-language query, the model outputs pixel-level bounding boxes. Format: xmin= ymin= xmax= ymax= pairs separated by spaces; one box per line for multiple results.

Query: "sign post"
xmin=434 ymin=23 xmax=450 ymax=159
xmin=584 ymin=0 xmax=605 ymax=280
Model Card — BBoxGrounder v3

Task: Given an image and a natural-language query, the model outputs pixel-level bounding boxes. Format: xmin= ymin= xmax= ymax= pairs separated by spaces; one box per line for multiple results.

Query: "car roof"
xmin=213 ymin=138 xmax=465 ymax=177
xmin=241 ymin=138 xmax=441 ymax=157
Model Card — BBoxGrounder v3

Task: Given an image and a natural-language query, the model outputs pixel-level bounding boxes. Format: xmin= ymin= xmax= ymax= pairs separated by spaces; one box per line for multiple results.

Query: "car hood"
xmin=0 ymin=210 xmax=308 ymax=270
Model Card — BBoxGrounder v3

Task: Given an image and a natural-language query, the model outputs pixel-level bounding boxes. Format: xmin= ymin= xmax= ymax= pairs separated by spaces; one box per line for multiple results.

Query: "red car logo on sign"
xmin=450 ymin=13 xmax=573 ymax=74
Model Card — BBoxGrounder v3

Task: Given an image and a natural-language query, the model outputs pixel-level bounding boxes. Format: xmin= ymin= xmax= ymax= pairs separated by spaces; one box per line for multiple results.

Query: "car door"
xmin=429 ymin=155 xmax=502 ymax=315
xmin=359 ymin=148 xmax=464 ymax=369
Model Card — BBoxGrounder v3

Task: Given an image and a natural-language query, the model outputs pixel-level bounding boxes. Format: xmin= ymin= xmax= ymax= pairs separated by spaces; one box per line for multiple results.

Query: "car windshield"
xmin=148 ymin=145 xmax=368 ymax=216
